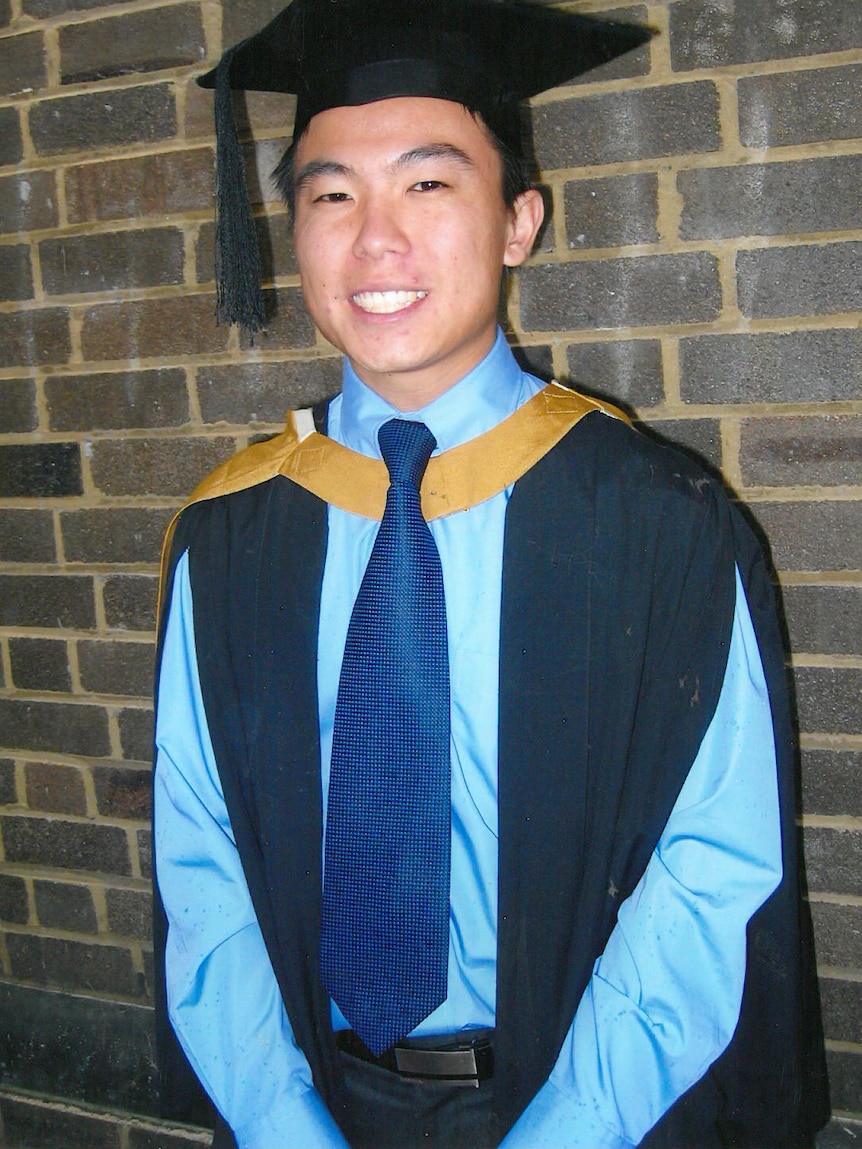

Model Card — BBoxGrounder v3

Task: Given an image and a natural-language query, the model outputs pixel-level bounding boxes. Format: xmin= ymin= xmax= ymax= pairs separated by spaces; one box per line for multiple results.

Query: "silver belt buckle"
xmin=394 ymin=1045 xmax=480 ymax=1088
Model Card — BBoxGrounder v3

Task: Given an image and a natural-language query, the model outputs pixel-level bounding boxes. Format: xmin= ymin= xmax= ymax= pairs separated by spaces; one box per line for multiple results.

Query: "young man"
xmin=153 ymin=2 xmax=827 ymax=1147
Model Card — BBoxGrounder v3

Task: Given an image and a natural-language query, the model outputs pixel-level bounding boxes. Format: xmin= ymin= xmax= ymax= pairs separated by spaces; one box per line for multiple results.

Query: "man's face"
xmin=292 ymin=96 xmax=542 ymax=410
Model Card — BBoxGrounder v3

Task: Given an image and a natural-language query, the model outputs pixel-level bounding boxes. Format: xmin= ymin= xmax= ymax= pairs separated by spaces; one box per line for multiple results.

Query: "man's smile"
xmin=351 ymin=290 xmax=429 ymax=314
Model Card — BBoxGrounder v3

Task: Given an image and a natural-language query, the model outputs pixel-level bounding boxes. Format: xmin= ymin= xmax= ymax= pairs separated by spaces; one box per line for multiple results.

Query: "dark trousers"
xmin=338 ymin=1049 xmax=498 ymax=1149
xmin=211 ymin=1049 xmax=498 ymax=1149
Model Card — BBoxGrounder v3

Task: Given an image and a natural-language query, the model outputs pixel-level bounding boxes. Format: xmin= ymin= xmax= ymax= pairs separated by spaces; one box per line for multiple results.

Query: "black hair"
xmin=272 ymin=107 xmax=532 ymax=216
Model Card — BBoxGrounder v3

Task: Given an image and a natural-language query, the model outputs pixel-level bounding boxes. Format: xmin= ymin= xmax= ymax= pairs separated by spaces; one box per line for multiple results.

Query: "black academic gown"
xmin=154 ymin=408 xmax=827 ymax=1148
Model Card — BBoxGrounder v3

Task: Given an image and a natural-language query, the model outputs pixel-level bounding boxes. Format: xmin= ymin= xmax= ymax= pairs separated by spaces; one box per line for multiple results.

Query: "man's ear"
xmin=503 ymin=188 xmax=545 ymax=268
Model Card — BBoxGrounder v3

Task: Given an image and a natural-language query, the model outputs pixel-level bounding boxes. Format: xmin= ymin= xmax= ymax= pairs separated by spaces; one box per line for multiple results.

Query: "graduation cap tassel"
xmin=213 ymin=49 xmax=266 ymax=332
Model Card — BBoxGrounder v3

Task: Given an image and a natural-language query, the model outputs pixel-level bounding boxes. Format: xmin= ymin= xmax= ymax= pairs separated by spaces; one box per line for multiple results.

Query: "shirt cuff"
xmin=499 ymin=1076 xmax=631 ymax=1149
xmin=233 ymin=1084 xmax=351 ymax=1149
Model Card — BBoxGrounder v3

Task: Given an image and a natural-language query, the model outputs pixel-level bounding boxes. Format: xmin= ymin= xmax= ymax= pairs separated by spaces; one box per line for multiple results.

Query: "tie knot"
xmin=378 ymin=419 xmax=437 ymax=490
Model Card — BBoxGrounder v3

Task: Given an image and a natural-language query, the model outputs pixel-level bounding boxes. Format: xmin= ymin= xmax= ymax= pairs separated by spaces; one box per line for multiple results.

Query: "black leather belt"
xmin=336 ymin=1029 xmax=495 ymax=1088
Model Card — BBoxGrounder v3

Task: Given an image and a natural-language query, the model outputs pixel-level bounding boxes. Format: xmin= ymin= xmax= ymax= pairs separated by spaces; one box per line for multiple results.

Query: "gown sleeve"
xmin=154 ymin=551 xmax=350 ymax=1149
xmin=500 ymin=568 xmax=783 ymax=1149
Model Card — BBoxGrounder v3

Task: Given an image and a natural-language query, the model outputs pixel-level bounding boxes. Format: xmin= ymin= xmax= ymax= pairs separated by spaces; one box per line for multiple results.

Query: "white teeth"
xmin=352 ymin=290 xmax=428 ymax=314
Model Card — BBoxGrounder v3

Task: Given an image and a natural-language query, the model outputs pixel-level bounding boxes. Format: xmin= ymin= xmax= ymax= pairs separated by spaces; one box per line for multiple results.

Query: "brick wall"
xmin=0 ymin=0 xmax=859 ymax=1143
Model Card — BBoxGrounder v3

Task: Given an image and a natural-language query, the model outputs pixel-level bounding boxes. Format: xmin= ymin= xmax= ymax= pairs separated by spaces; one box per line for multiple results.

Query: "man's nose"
xmin=352 ymin=198 xmax=411 ymax=259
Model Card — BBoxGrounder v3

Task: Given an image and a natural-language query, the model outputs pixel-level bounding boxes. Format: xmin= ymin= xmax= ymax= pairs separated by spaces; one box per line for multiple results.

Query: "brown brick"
xmin=0 ymin=307 xmax=70 ymax=368
xmin=61 ymin=508 xmax=173 ymax=565
xmin=81 ymin=295 xmax=229 ymax=361
xmin=0 ymin=1094 xmax=120 ymax=1149
xmin=794 ymin=667 xmax=862 ymax=736
xmin=92 ymin=765 xmax=151 ymax=820
xmin=0 ymin=105 xmax=23 ymax=166
xmin=567 ymin=340 xmax=664 ymax=410
xmin=41 ymin=228 xmax=185 ymax=296
xmin=90 ymin=437 xmax=236 ymax=497
xmin=29 ymin=84 xmax=176 ymax=158
xmin=25 ymin=762 xmax=87 ymax=816
xmin=784 ymin=586 xmax=862 ymax=659
xmin=137 ymin=827 xmax=152 ymax=879
xmin=520 ymin=253 xmax=721 ymax=332
xmin=740 ymin=415 xmax=862 ymax=488
xmin=679 ymin=156 xmax=862 ymax=241
xmin=78 ymin=640 xmax=154 ymax=699
xmin=737 ymin=243 xmax=862 ymax=320
xmin=532 ymin=81 xmax=721 ymax=171
xmin=196 ymin=211 xmax=298 ymax=285
xmin=0 ymin=873 xmax=29 ymax=924
xmin=0 ymin=169 xmax=58 ymax=234
xmin=103 ymin=576 xmax=158 ymax=633
xmin=197 ymin=358 xmax=341 ymax=424
xmin=564 ymin=173 xmax=659 ymax=250
xmin=750 ymin=502 xmax=862 ymax=572
xmin=0 ymin=510 xmax=55 ymax=563
xmin=0 ymin=0 xmax=10 ymax=25
xmin=238 ymin=287 xmax=317 ymax=351
xmin=679 ymin=330 xmax=862 ymax=405
xmin=638 ymin=417 xmax=723 ymax=474
xmin=0 ymin=574 xmax=95 ymax=629
xmin=0 ymin=442 xmax=82 ymax=497
xmin=810 ymin=901 xmax=862 ymax=969
xmin=10 ymin=639 xmax=72 ymax=694
xmin=0 ymin=757 xmax=17 ymax=805
xmin=34 ymin=879 xmax=97 ymax=933
xmin=802 ymin=749 xmax=862 ymax=819
xmin=804 ymin=825 xmax=862 ymax=897
xmin=0 ymin=29 xmax=45 ymax=96
xmin=820 ymin=976 xmax=862 ymax=1044
xmin=46 ymin=368 xmax=189 ymax=432
xmin=0 ymin=699 xmax=111 ymax=758
xmin=7 ymin=933 xmax=141 ymax=996
xmin=0 ymin=243 xmax=34 ymax=301
xmin=65 ymin=147 xmax=213 ymax=224
xmin=106 ymin=887 xmax=151 ymax=940
xmin=0 ymin=379 xmax=38 ymax=432
xmin=670 ymin=0 xmax=862 ymax=69
xmin=2 ymin=815 xmax=131 ymax=875
xmin=60 ymin=5 xmax=205 ymax=85
xmin=118 ymin=707 xmax=154 ymax=763
xmin=739 ymin=65 xmax=862 ymax=149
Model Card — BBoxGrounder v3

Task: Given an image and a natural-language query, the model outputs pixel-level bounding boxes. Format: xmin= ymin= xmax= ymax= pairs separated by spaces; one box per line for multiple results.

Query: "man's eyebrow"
xmin=388 ymin=143 xmax=476 ymax=172
xmin=294 ymin=159 xmax=354 ymax=193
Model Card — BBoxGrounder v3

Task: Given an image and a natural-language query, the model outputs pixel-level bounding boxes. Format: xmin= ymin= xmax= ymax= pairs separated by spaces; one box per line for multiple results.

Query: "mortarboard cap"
xmin=198 ymin=0 xmax=652 ymax=331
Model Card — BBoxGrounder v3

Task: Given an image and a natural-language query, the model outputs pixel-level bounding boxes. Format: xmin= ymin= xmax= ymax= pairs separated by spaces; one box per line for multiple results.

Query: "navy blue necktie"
xmin=321 ymin=419 xmax=450 ymax=1056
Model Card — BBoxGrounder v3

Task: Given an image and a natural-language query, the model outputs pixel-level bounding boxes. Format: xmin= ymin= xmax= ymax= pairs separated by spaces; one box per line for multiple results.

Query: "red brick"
xmin=197 ymin=358 xmax=341 ymax=424
xmin=61 ymin=508 xmax=173 ymax=565
xmin=25 ymin=762 xmax=87 ymax=816
xmin=78 ymin=640 xmax=154 ymax=699
xmin=81 ymin=295 xmax=229 ymax=361
xmin=65 ymin=147 xmax=213 ymax=224
xmin=0 ymin=511 xmax=55 ymax=563
xmin=739 ymin=415 xmax=862 ymax=487
xmin=118 ymin=708 xmax=154 ymax=763
xmin=102 ymin=576 xmax=158 ymax=633
xmin=238 ymin=287 xmax=317 ymax=351
xmin=0 ymin=308 xmax=70 ymax=368
xmin=92 ymin=765 xmax=151 ymax=821
xmin=0 ymin=700 xmax=111 ymax=758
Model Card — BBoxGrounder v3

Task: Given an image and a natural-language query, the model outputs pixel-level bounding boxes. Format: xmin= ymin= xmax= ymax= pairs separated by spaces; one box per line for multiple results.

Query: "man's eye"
xmin=315 ymin=191 xmax=351 ymax=203
xmin=411 ymin=180 xmax=447 ymax=192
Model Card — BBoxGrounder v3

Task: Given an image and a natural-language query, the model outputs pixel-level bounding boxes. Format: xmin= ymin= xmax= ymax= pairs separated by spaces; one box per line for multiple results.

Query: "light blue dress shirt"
xmin=154 ymin=330 xmax=782 ymax=1149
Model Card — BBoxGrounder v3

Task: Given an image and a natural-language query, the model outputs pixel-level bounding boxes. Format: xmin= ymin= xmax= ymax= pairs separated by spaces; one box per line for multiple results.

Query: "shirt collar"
xmin=330 ymin=329 xmax=539 ymax=458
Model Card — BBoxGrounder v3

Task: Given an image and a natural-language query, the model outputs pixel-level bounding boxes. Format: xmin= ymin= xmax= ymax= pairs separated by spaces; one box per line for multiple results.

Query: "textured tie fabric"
xmin=321 ymin=418 xmax=451 ymax=1056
